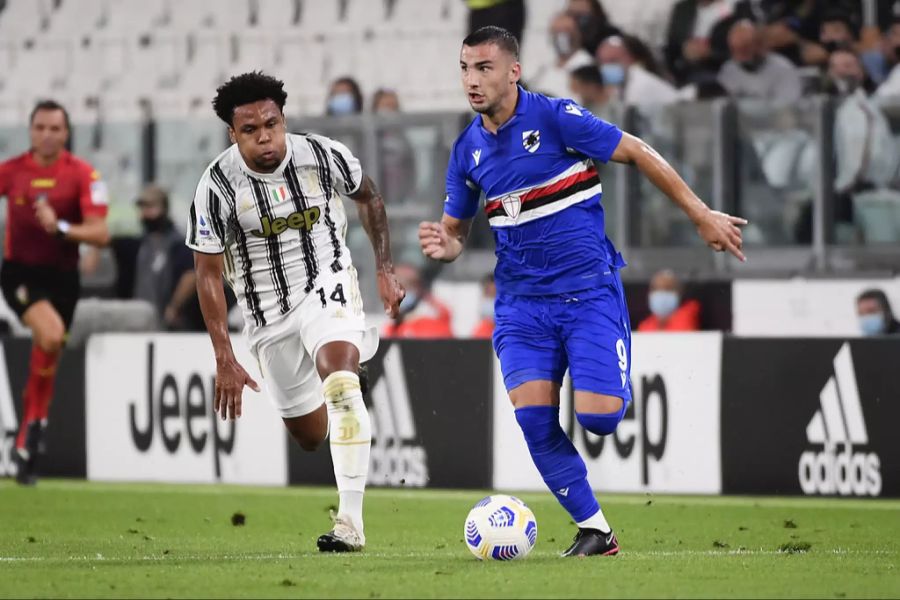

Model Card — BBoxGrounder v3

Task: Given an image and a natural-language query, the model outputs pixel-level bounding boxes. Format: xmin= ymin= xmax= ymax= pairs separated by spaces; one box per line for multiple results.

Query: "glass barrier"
xmin=733 ymin=99 xmax=820 ymax=246
xmin=154 ymin=118 xmax=230 ymax=232
xmin=72 ymin=121 xmax=146 ymax=235
xmin=630 ymin=101 xmax=716 ymax=247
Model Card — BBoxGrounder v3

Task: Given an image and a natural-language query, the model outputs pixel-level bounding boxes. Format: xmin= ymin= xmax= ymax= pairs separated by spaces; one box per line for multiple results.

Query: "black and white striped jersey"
xmin=186 ymin=132 xmax=363 ymax=330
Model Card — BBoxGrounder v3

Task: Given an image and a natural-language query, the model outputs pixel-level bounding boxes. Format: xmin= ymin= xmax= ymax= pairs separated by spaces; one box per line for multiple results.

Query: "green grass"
xmin=1 ymin=480 xmax=898 ymax=598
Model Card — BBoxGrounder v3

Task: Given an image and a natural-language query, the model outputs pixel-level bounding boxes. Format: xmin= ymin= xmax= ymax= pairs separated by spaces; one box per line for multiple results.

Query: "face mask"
xmin=141 ymin=215 xmax=168 ymax=233
xmin=600 ymin=63 xmax=625 ymax=86
xmin=553 ymin=32 xmax=574 ymax=57
xmin=574 ymin=13 xmax=596 ymax=38
xmin=823 ymin=40 xmax=842 ymax=53
xmin=859 ymin=312 xmax=885 ymax=336
xmin=399 ymin=291 xmax=419 ymax=314
xmin=327 ymin=92 xmax=356 ymax=116
xmin=479 ymin=298 xmax=494 ymax=320
xmin=739 ymin=57 xmax=763 ymax=72
xmin=648 ymin=290 xmax=679 ymax=319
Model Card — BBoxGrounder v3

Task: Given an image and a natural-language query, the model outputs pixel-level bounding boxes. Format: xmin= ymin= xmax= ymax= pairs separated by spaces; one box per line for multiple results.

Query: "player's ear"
xmin=227 ymin=127 xmax=236 ymax=144
xmin=510 ymin=61 xmax=521 ymax=85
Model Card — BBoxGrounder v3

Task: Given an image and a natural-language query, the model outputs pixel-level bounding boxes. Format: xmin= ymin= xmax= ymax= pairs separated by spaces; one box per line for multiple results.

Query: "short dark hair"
xmin=212 ymin=71 xmax=287 ymax=126
xmin=858 ymin=288 xmax=894 ymax=312
xmin=30 ymin=99 xmax=70 ymax=130
xmin=822 ymin=9 xmax=858 ymax=37
xmin=462 ymin=26 xmax=519 ymax=59
xmin=571 ymin=64 xmax=604 ymax=86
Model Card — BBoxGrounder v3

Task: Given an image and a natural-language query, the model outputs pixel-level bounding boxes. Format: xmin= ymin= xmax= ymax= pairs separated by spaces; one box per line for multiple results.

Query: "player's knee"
xmin=38 ymin=331 xmax=64 ymax=355
xmin=291 ymin=429 xmax=325 ymax=452
xmin=576 ymin=406 xmax=627 ymax=436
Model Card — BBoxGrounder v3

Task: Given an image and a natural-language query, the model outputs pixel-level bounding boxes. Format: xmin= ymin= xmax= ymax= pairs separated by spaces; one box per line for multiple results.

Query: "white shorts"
xmin=247 ymin=265 xmax=378 ymax=419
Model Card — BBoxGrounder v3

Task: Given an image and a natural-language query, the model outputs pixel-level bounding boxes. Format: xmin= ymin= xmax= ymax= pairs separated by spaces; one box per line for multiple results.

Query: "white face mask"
xmin=859 ymin=312 xmax=885 ymax=336
xmin=648 ymin=290 xmax=679 ymax=319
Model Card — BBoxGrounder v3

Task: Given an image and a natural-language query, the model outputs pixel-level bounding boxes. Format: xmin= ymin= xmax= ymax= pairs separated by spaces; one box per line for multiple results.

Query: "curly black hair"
xmin=212 ymin=71 xmax=288 ymax=126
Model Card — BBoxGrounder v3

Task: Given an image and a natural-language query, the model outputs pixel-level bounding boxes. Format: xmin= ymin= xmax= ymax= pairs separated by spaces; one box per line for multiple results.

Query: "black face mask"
xmin=141 ymin=215 xmax=169 ymax=233
xmin=739 ymin=57 xmax=764 ymax=72
xmin=823 ymin=40 xmax=843 ymax=53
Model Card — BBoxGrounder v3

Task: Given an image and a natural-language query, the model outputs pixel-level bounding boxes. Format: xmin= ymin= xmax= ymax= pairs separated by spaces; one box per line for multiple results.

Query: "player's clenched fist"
xmin=419 ymin=221 xmax=459 ymax=262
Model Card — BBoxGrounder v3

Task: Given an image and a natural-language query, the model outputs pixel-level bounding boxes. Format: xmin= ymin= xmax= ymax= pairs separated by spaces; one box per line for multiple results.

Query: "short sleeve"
xmin=443 ymin=143 xmax=480 ymax=220
xmin=554 ymin=100 xmax=624 ymax=164
xmin=323 ymin=137 xmax=363 ymax=195
xmin=186 ymin=175 xmax=231 ymax=254
xmin=79 ymin=165 xmax=109 ymax=218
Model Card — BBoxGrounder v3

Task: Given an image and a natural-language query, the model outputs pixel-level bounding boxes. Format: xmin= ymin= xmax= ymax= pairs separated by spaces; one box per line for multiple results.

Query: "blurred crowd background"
xmin=1 ymin=0 xmax=900 ymax=341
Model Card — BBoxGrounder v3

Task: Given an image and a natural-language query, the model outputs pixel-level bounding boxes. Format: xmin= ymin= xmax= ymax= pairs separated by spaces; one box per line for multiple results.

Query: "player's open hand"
xmin=214 ymin=356 xmax=260 ymax=421
xmin=695 ymin=209 xmax=748 ymax=262
xmin=34 ymin=198 xmax=58 ymax=234
xmin=418 ymin=221 xmax=454 ymax=261
xmin=377 ymin=270 xmax=405 ymax=318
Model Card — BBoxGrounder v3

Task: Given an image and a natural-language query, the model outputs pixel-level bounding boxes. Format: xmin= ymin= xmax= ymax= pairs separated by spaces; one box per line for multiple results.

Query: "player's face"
xmin=229 ymin=99 xmax=287 ymax=173
xmin=460 ymin=43 xmax=520 ymax=115
xmin=29 ymin=109 xmax=69 ymax=161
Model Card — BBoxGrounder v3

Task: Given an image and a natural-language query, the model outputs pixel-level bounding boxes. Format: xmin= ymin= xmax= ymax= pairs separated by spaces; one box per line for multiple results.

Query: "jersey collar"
xmin=237 ymin=138 xmax=293 ymax=180
xmin=478 ymin=85 xmax=529 ymax=136
xmin=24 ymin=149 xmax=70 ymax=170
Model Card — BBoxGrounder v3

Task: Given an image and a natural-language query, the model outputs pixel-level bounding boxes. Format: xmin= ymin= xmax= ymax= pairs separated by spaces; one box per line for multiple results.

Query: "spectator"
xmin=873 ymin=17 xmax=900 ymax=96
xmin=796 ymin=48 xmax=897 ymax=243
xmin=828 ymin=48 xmax=896 ymax=193
xmin=819 ymin=10 xmax=857 ymax=55
xmin=566 ymin=0 xmax=620 ymax=55
xmin=596 ymin=35 xmax=682 ymax=106
xmin=132 ymin=185 xmax=201 ymax=330
xmin=569 ymin=65 xmax=609 ymax=109
xmin=856 ymin=288 xmax=900 ymax=335
xmin=471 ymin=273 xmax=496 ymax=339
xmin=862 ymin=17 xmax=900 ymax=85
xmin=372 ymin=88 xmax=416 ymax=203
xmin=326 ymin=77 xmax=363 ymax=116
xmin=382 ymin=264 xmax=453 ymax=338
xmin=718 ymin=20 xmax=803 ymax=103
xmin=761 ymin=0 xmax=830 ymax=67
xmin=466 ymin=0 xmax=525 ymax=47
xmin=637 ymin=269 xmax=701 ymax=332
xmin=665 ymin=0 xmax=753 ymax=87
xmin=528 ymin=12 xmax=596 ymax=98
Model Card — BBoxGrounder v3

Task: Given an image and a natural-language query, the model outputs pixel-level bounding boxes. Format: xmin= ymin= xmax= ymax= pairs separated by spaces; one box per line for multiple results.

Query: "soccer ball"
xmin=464 ymin=494 xmax=537 ymax=560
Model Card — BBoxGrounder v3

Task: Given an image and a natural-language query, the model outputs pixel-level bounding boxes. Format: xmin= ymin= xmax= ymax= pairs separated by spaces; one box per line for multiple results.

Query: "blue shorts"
xmin=492 ymin=271 xmax=632 ymax=400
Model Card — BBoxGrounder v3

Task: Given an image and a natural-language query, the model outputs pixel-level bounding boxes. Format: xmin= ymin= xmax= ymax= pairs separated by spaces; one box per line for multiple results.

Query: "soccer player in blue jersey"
xmin=419 ymin=27 xmax=747 ymax=557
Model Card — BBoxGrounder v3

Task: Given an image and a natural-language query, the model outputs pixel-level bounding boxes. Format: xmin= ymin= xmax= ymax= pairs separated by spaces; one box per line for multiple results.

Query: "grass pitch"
xmin=0 ymin=479 xmax=897 ymax=598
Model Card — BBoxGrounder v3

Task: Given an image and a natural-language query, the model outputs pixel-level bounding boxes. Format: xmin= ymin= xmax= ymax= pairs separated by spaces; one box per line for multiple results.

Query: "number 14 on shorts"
xmin=317 ymin=283 xmax=347 ymax=308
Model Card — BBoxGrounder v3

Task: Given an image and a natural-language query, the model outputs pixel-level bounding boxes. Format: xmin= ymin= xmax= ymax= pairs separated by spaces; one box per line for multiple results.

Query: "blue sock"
xmin=576 ymin=401 xmax=628 ymax=436
xmin=514 ymin=405 xmax=599 ymax=523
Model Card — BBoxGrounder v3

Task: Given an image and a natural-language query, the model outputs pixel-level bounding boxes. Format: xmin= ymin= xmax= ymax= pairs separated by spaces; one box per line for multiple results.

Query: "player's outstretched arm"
xmin=349 ymin=175 xmax=405 ymax=318
xmin=610 ymin=132 xmax=748 ymax=262
xmin=418 ymin=215 xmax=471 ymax=263
xmin=194 ymin=251 xmax=259 ymax=420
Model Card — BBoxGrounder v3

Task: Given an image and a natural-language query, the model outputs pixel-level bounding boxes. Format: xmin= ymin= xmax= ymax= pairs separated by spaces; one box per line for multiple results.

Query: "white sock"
xmin=576 ymin=506 xmax=612 ymax=533
xmin=323 ymin=370 xmax=371 ymax=532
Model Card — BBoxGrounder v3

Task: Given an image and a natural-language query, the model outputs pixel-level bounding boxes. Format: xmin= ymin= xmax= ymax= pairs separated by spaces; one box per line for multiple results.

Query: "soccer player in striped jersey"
xmin=419 ymin=27 xmax=747 ymax=557
xmin=187 ymin=72 xmax=404 ymax=553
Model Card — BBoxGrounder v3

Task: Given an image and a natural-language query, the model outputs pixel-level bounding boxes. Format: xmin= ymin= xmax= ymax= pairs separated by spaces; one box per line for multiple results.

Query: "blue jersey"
xmin=444 ymin=87 xmax=625 ymax=297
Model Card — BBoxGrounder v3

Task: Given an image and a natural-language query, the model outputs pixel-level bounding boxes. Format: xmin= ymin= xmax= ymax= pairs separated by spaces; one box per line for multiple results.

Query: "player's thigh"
xmin=493 ymin=294 xmax=567 ymax=398
xmin=255 ymin=330 xmax=325 ymax=423
xmin=560 ymin=281 xmax=632 ymax=405
xmin=303 ymin=265 xmax=377 ymax=372
xmin=509 ymin=380 xmax=561 ymax=408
